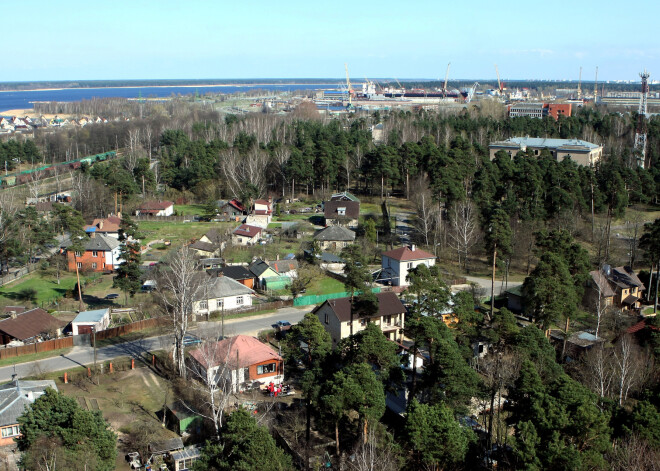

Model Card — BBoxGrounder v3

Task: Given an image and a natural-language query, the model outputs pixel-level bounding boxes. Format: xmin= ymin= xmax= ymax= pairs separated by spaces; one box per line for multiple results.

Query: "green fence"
xmin=293 ymin=287 xmax=382 ymax=307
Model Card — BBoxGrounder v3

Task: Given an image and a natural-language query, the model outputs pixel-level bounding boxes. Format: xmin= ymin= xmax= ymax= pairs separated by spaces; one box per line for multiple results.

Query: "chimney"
xmin=276 ymin=254 xmax=279 ymax=261
xmin=90 ymin=231 xmax=96 ymax=238
xmin=98 ymin=221 xmax=103 ymax=230
xmin=411 ymin=244 xmax=416 ymax=252
xmin=10 ymin=312 xmax=17 ymax=319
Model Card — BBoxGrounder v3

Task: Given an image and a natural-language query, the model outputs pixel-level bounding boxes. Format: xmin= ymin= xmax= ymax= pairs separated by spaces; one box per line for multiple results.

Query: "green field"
xmin=138 ymin=220 xmax=227 ymax=244
xmin=0 ymin=271 xmax=79 ymax=305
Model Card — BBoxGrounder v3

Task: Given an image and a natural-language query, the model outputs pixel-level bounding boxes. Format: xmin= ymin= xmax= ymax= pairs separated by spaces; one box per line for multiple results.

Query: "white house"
xmin=71 ymin=308 xmax=111 ymax=335
xmin=231 ymin=224 xmax=262 ymax=246
xmin=380 ymin=245 xmax=436 ymax=287
xmin=188 ymin=335 xmax=284 ymax=393
xmin=136 ymin=201 xmax=174 ymax=217
xmin=192 ymin=275 xmax=255 ymax=315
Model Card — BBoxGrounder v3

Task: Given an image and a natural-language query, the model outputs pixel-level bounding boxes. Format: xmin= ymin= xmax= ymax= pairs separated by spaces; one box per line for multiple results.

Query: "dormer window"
xmin=338 ymin=207 xmax=346 ymax=216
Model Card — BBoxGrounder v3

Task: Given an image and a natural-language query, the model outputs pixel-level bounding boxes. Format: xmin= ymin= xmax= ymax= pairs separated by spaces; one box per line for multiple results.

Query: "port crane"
xmin=344 ymin=63 xmax=353 ymax=107
xmin=494 ymin=64 xmax=505 ymax=95
xmin=442 ymin=62 xmax=451 ymax=98
xmin=394 ymin=77 xmax=404 ymax=92
xmin=577 ymin=66 xmax=582 ymax=100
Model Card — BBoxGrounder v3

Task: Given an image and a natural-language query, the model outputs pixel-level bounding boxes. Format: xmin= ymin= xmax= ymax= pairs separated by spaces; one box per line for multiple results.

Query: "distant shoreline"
xmin=0 ymin=82 xmax=340 ymax=94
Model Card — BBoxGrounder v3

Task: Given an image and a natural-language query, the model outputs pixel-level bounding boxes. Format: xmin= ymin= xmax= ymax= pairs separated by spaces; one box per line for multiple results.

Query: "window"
xmin=199 ymin=300 xmax=208 ymax=310
xmin=77 ymin=262 xmax=82 ymax=269
xmin=257 ymin=363 xmax=276 ymax=375
xmin=407 ymin=262 xmax=413 ymax=269
xmin=324 ymin=313 xmax=329 ymax=324
xmin=74 ymin=251 xmax=82 ymax=257
xmin=92 ymin=251 xmax=98 ymax=257
xmin=91 ymin=263 xmax=97 ymax=270
xmin=338 ymin=207 xmax=346 ymax=216
xmin=1 ymin=425 xmax=19 ymax=438
xmin=236 ymin=296 xmax=244 ymax=305
xmin=384 ymin=315 xmax=391 ymax=325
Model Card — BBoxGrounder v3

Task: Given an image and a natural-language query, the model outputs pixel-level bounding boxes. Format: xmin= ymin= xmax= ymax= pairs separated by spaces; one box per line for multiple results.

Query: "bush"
xmin=16 ymin=288 xmax=38 ymax=302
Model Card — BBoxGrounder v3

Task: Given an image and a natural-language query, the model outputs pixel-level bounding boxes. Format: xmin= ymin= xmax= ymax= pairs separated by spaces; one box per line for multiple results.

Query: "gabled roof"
xmin=224 ymin=199 xmax=245 ymax=212
xmin=189 ymin=240 xmax=216 ymax=253
xmin=382 ymin=246 xmax=435 ymax=262
xmin=249 ymin=259 xmax=273 ymax=277
xmin=194 ymin=275 xmax=254 ymax=301
xmin=314 ymin=225 xmax=356 ymax=242
xmin=35 ymin=201 xmax=53 ymax=212
xmin=233 ymin=224 xmax=262 ymax=238
xmin=0 ymin=380 xmax=57 ymax=427
xmin=0 ymin=308 xmax=66 ymax=341
xmin=313 ymin=291 xmax=406 ymax=323
xmin=269 ymin=260 xmax=299 ymax=274
xmin=149 ymin=437 xmax=184 ymax=454
xmin=189 ymin=335 xmax=282 ymax=370
xmin=202 ymin=228 xmax=224 ymax=245
xmin=211 ymin=265 xmax=254 ymax=280
xmin=72 ymin=308 xmax=109 ymax=324
xmin=254 ymin=199 xmax=271 ymax=207
xmin=138 ymin=201 xmax=173 ymax=211
xmin=330 ymin=192 xmax=360 ymax=202
xmin=84 ymin=216 xmax=121 ymax=234
xmin=611 ymin=266 xmax=644 ymax=289
xmin=589 ymin=270 xmax=616 ymax=297
xmin=82 ymin=234 xmax=120 ymax=252
xmin=324 ymin=200 xmax=360 ymax=220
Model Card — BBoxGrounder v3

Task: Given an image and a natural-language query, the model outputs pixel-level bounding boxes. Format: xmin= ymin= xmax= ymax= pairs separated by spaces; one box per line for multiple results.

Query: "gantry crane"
xmin=394 ymin=77 xmax=404 ymax=92
xmin=495 ymin=64 xmax=504 ymax=95
xmin=344 ymin=63 xmax=353 ymax=107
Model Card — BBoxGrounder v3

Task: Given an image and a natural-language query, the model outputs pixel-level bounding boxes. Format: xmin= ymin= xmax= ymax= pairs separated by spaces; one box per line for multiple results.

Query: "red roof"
xmin=138 ymin=201 xmax=173 ymax=211
xmin=233 ymin=224 xmax=262 ymax=238
xmin=228 ymin=199 xmax=245 ymax=212
xmin=0 ymin=308 xmax=66 ymax=341
xmin=627 ymin=319 xmax=660 ymax=334
xmin=254 ymin=199 xmax=270 ymax=207
xmin=189 ymin=335 xmax=282 ymax=370
xmin=382 ymin=246 xmax=435 ymax=262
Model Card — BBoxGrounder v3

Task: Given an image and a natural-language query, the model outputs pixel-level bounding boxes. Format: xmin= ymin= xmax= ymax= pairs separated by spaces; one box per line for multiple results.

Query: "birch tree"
xmin=613 ymin=335 xmax=644 ymax=406
xmin=448 ymin=199 xmax=479 ymax=272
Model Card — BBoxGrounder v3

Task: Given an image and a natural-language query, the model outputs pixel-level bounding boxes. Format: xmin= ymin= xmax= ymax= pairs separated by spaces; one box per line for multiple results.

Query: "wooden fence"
xmin=0 ymin=337 xmax=74 ymax=360
xmin=93 ymin=317 xmax=169 ymax=343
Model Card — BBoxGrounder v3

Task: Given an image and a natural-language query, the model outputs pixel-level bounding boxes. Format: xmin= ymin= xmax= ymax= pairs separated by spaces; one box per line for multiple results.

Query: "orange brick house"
xmin=0 ymin=379 xmax=58 ymax=446
xmin=66 ymin=234 xmax=122 ymax=272
xmin=189 ymin=335 xmax=283 ymax=393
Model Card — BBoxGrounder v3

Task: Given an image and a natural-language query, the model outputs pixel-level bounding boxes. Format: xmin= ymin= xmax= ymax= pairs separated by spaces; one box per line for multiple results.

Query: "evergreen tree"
xmin=113 ymin=214 xmax=143 ymax=305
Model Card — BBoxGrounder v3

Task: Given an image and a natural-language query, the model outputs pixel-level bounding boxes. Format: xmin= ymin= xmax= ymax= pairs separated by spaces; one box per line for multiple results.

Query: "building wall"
xmin=319 ymin=240 xmax=351 ymax=251
xmin=316 ymin=303 xmax=405 ymax=346
xmin=67 ymin=250 xmax=108 ymax=272
xmin=556 ymin=148 xmax=602 ymax=166
xmin=382 ymin=256 xmax=435 ymax=287
xmin=232 ymin=234 xmax=259 ymax=246
xmin=326 ymin=217 xmax=359 ymax=229
xmin=72 ymin=316 xmax=109 ymax=336
xmin=193 ymin=294 xmax=253 ymax=315
xmin=316 ymin=303 xmax=344 ymax=346
xmin=0 ymin=424 xmax=20 ymax=446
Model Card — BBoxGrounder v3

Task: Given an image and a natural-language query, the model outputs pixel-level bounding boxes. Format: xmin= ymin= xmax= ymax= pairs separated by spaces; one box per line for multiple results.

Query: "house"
xmin=147 ymin=437 xmax=184 ymax=466
xmin=313 ymin=291 xmax=406 ymax=346
xmin=0 ymin=379 xmax=58 ymax=446
xmin=248 ymin=259 xmax=280 ymax=287
xmin=313 ymin=225 xmax=356 ymax=251
xmin=189 ymin=335 xmax=284 ymax=393
xmin=248 ymin=198 xmax=273 ymax=226
xmin=71 ymin=308 xmax=110 ymax=335
xmin=231 ymin=224 xmax=262 ymax=246
xmin=83 ymin=216 xmax=121 ymax=239
xmin=136 ymin=201 xmax=174 ymax=217
xmin=330 ymin=192 xmax=360 ymax=203
xmin=0 ymin=308 xmax=66 ymax=345
xmin=324 ymin=200 xmax=360 ymax=228
xmin=489 ymin=137 xmax=603 ymax=167
xmin=269 ymin=259 xmax=299 ymax=279
xmin=199 ymin=228 xmax=226 ymax=250
xmin=66 ymin=233 xmax=122 ymax=272
xmin=505 ymin=285 xmax=524 ymax=313
xmin=218 ymin=199 xmax=246 ymax=220
xmin=189 ymin=240 xmax=218 ymax=258
xmin=584 ymin=265 xmax=645 ymax=311
xmin=192 ymin=274 xmax=255 ymax=315
xmin=380 ymin=245 xmax=436 ymax=287
xmin=208 ymin=266 xmax=256 ymax=289
xmin=169 ymin=446 xmax=202 ymax=471
xmin=164 ymin=401 xmax=202 ymax=436
xmin=190 ymin=229 xmax=226 ymax=258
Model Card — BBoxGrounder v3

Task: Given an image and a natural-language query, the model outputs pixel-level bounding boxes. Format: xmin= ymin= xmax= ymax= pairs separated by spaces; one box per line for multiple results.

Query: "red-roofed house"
xmin=231 ymin=224 xmax=262 ymax=246
xmin=188 ymin=335 xmax=283 ymax=392
xmin=83 ymin=216 xmax=122 ymax=238
xmin=218 ymin=199 xmax=246 ymax=221
xmin=136 ymin=201 xmax=174 ymax=217
xmin=381 ymin=245 xmax=436 ymax=287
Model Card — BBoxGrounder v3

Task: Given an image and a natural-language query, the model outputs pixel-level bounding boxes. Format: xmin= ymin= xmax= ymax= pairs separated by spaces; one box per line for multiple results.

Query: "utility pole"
xmin=93 ymin=326 xmax=98 ymax=385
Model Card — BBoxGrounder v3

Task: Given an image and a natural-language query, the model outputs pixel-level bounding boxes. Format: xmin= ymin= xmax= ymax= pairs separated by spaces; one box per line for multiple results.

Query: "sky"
xmin=3 ymin=0 xmax=659 ymax=83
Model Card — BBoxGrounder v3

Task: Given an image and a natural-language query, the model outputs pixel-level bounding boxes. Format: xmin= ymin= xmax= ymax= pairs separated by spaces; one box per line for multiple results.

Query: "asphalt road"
xmin=0 ymin=306 xmax=312 ymax=382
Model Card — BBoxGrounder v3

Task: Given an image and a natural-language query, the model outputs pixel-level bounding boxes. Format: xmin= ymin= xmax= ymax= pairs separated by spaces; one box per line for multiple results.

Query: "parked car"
xmin=182 ymin=334 xmax=202 ymax=346
xmin=274 ymin=320 xmax=292 ymax=332
xmin=105 ymin=293 xmax=120 ymax=300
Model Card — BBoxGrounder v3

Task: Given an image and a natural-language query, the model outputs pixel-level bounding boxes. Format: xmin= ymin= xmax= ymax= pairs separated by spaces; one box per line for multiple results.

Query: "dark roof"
xmin=0 ymin=308 xmax=66 ymax=341
xmin=324 ymin=200 xmax=360 ymax=220
xmin=2 ymin=306 xmax=26 ymax=315
xmin=0 ymin=380 xmax=57 ymax=427
xmin=622 ymin=295 xmax=639 ymax=305
xmin=149 ymin=437 xmax=184 ymax=454
xmin=314 ymin=225 xmax=356 ymax=242
xmin=233 ymin=224 xmax=262 ymax=238
xmin=611 ymin=266 xmax=644 ymax=289
xmin=269 ymin=260 xmax=299 ymax=274
xmin=313 ymin=291 xmax=406 ymax=322
xmin=35 ymin=201 xmax=53 ymax=212
xmin=249 ymin=259 xmax=273 ymax=277
xmin=80 ymin=234 xmax=120 ymax=252
xmin=382 ymin=246 xmax=435 ymax=262
xmin=589 ymin=270 xmax=616 ymax=297
xmin=202 ymin=228 xmax=224 ymax=245
xmin=212 ymin=265 xmax=254 ymax=280
xmin=189 ymin=240 xmax=216 ymax=253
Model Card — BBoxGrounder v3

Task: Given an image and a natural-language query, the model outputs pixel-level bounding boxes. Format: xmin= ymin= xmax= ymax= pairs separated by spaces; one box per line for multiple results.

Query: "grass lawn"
xmin=0 ymin=271 xmax=79 ymax=305
xmin=223 ymin=240 xmax=303 ymax=264
xmin=309 ymin=275 xmax=345 ymax=295
xmin=175 ymin=203 xmax=207 ymax=216
xmin=138 ymin=220 xmax=229 ymax=244
xmin=643 ymin=306 xmax=656 ymax=315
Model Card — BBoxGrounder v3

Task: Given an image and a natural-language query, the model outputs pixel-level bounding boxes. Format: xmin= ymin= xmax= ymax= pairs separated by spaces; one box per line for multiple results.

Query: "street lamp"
xmin=92 ymin=326 xmax=98 ymax=385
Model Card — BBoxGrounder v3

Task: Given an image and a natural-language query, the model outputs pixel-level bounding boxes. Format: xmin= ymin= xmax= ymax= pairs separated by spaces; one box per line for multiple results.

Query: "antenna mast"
xmin=634 ymin=70 xmax=650 ymax=168
xmin=594 ymin=66 xmax=598 ymax=103
xmin=577 ymin=66 xmax=582 ymax=100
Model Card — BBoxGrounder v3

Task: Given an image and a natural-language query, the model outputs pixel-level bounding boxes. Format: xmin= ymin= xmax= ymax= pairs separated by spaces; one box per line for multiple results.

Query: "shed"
xmin=169 ymin=446 xmax=202 ymax=471
xmin=165 ymin=401 xmax=202 ymax=435
xmin=71 ymin=308 xmax=110 ymax=335
xmin=263 ymin=276 xmax=291 ymax=291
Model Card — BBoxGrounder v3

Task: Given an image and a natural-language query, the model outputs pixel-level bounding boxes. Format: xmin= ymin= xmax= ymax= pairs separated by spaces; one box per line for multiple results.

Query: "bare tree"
xmin=124 ymin=128 xmax=141 ymax=176
xmin=155 ymin=246 xmax=203 ymax=379
xmin=613 ymin=335 xmax=651 ymax=406
xmin=582 ymin=346 xmax=615 ymax=399
xmin=26 ymin=168 xmax=45 ymax=203
xmin=220 ymin=147 xmax=268 ymax=199
xmin=609 ymin=434 xmax=660 ymax=471
xmin=411 ymin=175 xmax=437 ymax=247
xmin=447 ymin=199 xmax=479 ymax=272
xmin=348 ymin=426 xmax=401 ymax=471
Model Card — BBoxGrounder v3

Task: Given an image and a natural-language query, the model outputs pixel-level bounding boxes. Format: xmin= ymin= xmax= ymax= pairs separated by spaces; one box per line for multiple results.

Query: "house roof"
xmin=202 ymin=228 xmax=224 ymax=245
xmin=212 ymin=265 xmax=254 ymax=280
xmin=225 ymin=199 xmax=245 ymax=212
xmin=2 ymin=306 xmax=26 ymax=315
xmin=72 ymin=308 xmax=109 ymax=324
xmin=567 ymin=331 xmax=604 ymax=348
xmin=80 ymin=234 xmax=120 ymax=252
xmin=0 ymin=380 xmax=57 ymax=427
xmin=611 ymin=266 xmax=644 ymax=289
xmin=313 ymin=291 xmax=406 ymax=323
xmin=0 ymin=308 xmax=66 ymax=341
xmin=249 ymin=259 xmax=273 ymax=277
xmin=330 ymin=192 xmax=360 ymax=202
xmin=35 ymin=201 xmax=53 ymax=212
xmin=382 ymin=246 xmax=435 ymax=262
xmin=171 ymin=446 xmax=201 ymax=461
xmin=233 ymin=224 xmax=262 ymax=238
xmin=589 ymin=270 xmax=616 ymax=297
xmin=324 ymin=200 xmax=360 ymax=220
xmin=314 ymin=225 xmax=356 ymax=242
xmin=138 ymin=201 xmax=173 ymax=211
xmin=149 ymin=437 xmax=184 ymax=455
xmin=189 ymin=335 xmax=282 ymax=370
xmin=84 ymin=217 xmax=121 ymax=234
xmin=194 ymin=275 xmax=254 ymax=301
xmin=189 ymin=240 xmax=216 ymax=253
xmin=269 ymin=260 xmax=299 ymax=274
xmin=167 ymin=400 xmax=199 ymax=421
xmin=493 ymin=137 xmax=601 ymax=151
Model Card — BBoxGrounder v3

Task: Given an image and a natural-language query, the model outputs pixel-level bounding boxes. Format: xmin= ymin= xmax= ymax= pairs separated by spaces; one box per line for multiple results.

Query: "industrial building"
xmin=507 ymin=102 xmax=572 ymax=120
xmin=489 ymin=137 xmax=602 ymax=166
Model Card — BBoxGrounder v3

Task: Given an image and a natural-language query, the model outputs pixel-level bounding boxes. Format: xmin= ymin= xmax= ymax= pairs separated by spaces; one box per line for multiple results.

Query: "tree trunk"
xmin=655 ymin=264 xmax=659 ymax=314
xmin=335 ymin=420 xmax=340 ymax=456
xmin=74 ymin=255 xmax=83 ymax=311
xmin=490 ymin=246 xmax=497 ymax=321
xmin=647 ymin=263 xmax=654 ymax=302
